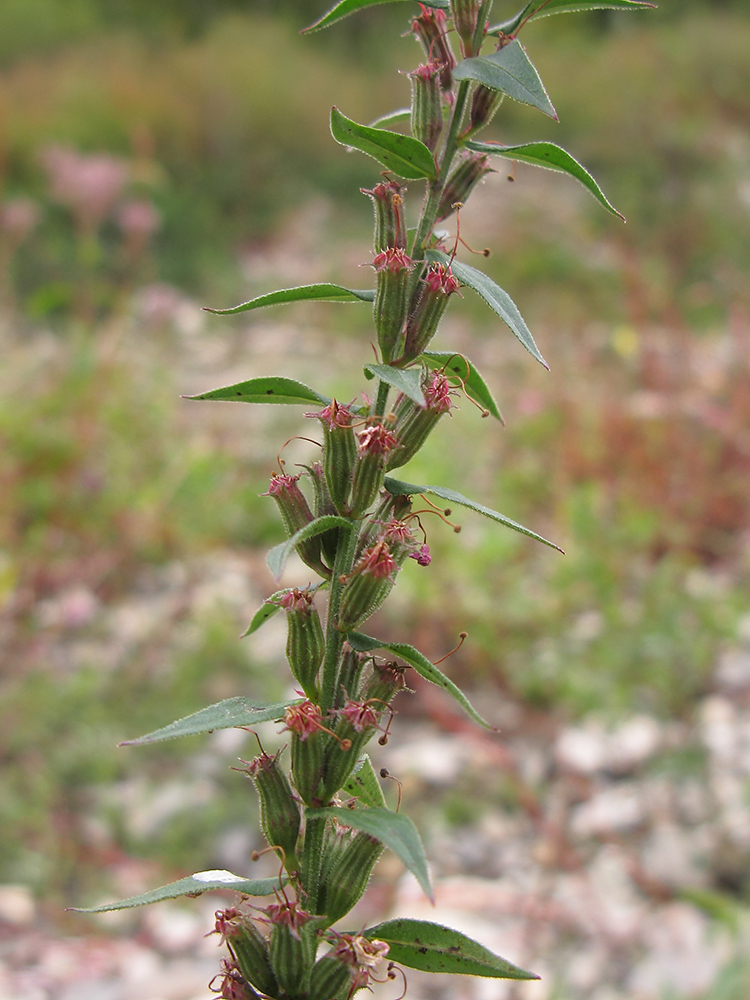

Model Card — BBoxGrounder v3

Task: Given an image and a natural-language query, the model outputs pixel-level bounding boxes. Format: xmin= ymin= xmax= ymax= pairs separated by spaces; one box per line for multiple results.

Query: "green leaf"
xmin=492 ymin=0 xmax=655 ymax=36
xmin=383 ymin=477 xmax=565 ymax=552
xmin=364 ymin=364 xmax=426 ymax=406
xmin=184 ymin=377 xmax=330 ymax=406
xmin=71 ymin=871 xmax=282 ymax=913
xmin=467 ymin=139 xmax=624 ymax=219
xmin=453 ymin=41 xmax=557 ymax=120
xmin=364 ymin=918 xmax=540 ymax=979
xmin=304 ymin=0 xmax=448 ymax=33
xmin=341 ymin=754 xmax=386 ymax=809
xmin=420 ymin=351 xmax=503 ymax=422
xmin=330 ymin=107 xmax=436 ymax=181
xmin=267 ymin=516 xmax=353 ymax=581
xmin=347 ymin=633 xmax=496 ymax=730
xmin=369 ymin=107 xmax=411 ymax=128
xmin=120 ymin=697 xmax=298 ymax=746
xmin=204 ymin=284 xmax=374 ymax=315
xmin=425 ymin=250 xmax=547 ymax=369
xmin=241 ymin=584 xmax=327 ymax=637
xmin=308 ymin=806 xmax=432 ymax=901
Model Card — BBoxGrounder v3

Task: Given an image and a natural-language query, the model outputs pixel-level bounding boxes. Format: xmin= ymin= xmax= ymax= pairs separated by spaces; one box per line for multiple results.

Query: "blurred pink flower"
xmin=41 ymin=145 xmax=129 ymax=226
xmin=0 ymin=198 xmax=40 ymax=241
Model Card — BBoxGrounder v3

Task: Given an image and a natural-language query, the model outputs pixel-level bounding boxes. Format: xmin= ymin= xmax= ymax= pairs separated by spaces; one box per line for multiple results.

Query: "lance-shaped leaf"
xmin=421 ymin=351 xmax=503 ymax=422
xmin=304 ymin=0 xmax=448 ymax=33
xmin=71 ymin=871 xmax=282 ymax=913
xmin=364 ymin=919 xmax=540 ymax=979
xmin=347 ymin=632 xmax=496 ymax=730
xmin=492 ymin=0 xmax=655 ymax=36
xmin=425 ymin=250 xmax=547 ymax=368
xmin=267 ymin=516 xmax=353 ymax=581
xmin=364 ymin=364 xmax=426 ymax=407
xmin=331 ymin=107 xmax=436 ymax=181
xmin=341 ymin=754 xmax=386 ymax=809
xmin=454 ymin=41 xmax=557 ymax=120
xmin=369 ymin=107 xmax=411 ymax=128
xmin=383 ymin=476 xmax=564 ymax=552
xmin=468 ymin=139 xmax=624 ymax=219
xmin=120 ymin=697 xmax=299 ymax=746
xmin=308 ymin=806 xmax=432 ymax=900
xmin=184 ymin=377 xmax=330 ymax=406
xmin=204 ymin=284 xmax=374 ymax=315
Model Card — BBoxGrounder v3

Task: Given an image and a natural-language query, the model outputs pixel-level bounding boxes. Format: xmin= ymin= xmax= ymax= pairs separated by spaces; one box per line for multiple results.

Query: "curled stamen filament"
xmin=433 ymin=631 xmax=468 ymax=666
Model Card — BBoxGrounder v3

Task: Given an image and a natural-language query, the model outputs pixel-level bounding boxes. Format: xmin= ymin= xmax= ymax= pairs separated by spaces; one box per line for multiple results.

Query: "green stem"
xmin=320 ymin=521 xmax=359 ymax=713
xmin=409 ymin=78 xmax=472 ymax=274
xmin=373 ymin=379 xmax=390 ymax=417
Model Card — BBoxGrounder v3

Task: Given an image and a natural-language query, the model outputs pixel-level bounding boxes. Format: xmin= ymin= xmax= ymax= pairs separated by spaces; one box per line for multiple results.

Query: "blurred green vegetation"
xmin=1 ymin=0 xmax=749 ymax=935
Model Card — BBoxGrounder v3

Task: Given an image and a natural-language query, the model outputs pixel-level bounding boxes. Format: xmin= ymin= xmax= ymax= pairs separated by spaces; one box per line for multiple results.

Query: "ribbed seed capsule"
xmin=335 ymin=643 xmax=368 ymax=706
xmin=410 ymin=61 xmax=444 ymax=153
xmin=436 ymin=151 xmax=493 ymax=222
xmin=308 ymin=400 xmax=357 ymax=515
xmin=361 ymin=659 xmax=409 ymax=706
xmin=386 ymin=370 xmax=455 ymax=470
xmin=214 ymin=957 xmax=263 ymax=1000
xmin=282 ymin=588 xmax=325 ymax=699
xmin=337 ymin=539 xmax=400 ymax=632
xmin=266 ymin=903 xmax=317 ymax=998
xmin=361 ymin=180 xmax=406 ymax=253
xmin=373 ymin=247 xmax=413 ymax=363
xmin=411 ymin=6 xmax=456 ymax=91
xmin=350 ymin=422 xmax=398 ymax=518
xmin=469 ymin=85 xmax=504 ymax=133
xmin=308 ymin=951 xmax=355 ymax=1000
xmin=246 ymin=752 xmax=301 ymax=872
xmin=215 ymin=910 xmax=278 ymax=998
xmin=305 ymin=461 xmax=340 ymax=566
xmin=320 ymin=699 xmax=387 ymax=799
xmin=284 ymin=701 xmax=329 ymax=806
xmin=402 ymin=262 xmax=460 ymax=361
xmin=318 ymin=828 xmax=385 ymax=924
xmin=450 ymin=0 xmax=482 ymax=55
xmin=264 ymin=473 xmax=329 ymax=578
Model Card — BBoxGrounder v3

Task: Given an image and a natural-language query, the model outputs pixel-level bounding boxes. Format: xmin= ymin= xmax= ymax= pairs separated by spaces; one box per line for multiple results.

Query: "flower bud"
xmin=386 ymin=370 xmax=455 ymax=470
xmin=410 ymin=62 xmax=444 ymax=153
xmin=436 ymin=151 xmax=493 ymax=222
xmin=320 ymin=696 xmax=390 ymax=798
xmin=282 ymin=588 xmax=325 ymax=699
xmin=308 ymin=400 xmax=357 ymax=515
xmin=361 ymin=659 xmax=409 ymax=706
xmin=372 ymin=247 xmax=413 ymax=363
xmin=318 ymin=826 xmax=384 ymax=924
xmin=337 ymin=539 xmax=400 ymax=632
xmin=263 ymin=472 xmax=330 ymax=578
xmin=411 ymin=5 xmax=456 ymax=91
xmin=361 ymin=180 xmax=406 ymax=253
xmin=215 ymin=910 xmax=277 ymax=998
xmin=349 ymin=422 xmax=399 ymax=517
xmin=245 ymin=751 xmax=301 ymax=871
xmin=402 ymin=262 xmax=460 ymax=361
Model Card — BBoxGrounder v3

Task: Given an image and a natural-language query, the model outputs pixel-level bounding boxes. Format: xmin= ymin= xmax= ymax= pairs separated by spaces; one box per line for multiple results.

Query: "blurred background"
xmin=1 ymin=1 xmax=750 ymax=998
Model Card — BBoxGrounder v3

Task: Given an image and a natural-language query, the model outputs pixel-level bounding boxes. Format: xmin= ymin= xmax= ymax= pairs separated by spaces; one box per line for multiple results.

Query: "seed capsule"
xmin=305 ymin=461 xmax=340 ymax=567
xmin=411 ymin=5 xmax=456 ymax=91
xmin=245 ymin=751 xmax=301 ymax=872
xmin=409 ymin=61 xmax=444 ymax=153
xmin=308 ymin=400 xmax=357 ymax=515
xmin=215 ymin=910 xmax=278 ymax=998
xmin=284 ymin=701 xmax=327 ymax=806
xmin=308 ymin=950 xmax=355 ymax=1000
xmin=469 ymin=86 xmax=504 ymax=134
xmin=386 ymin=370 xmax=455 ymax=470
xmin=372 ymin=247 xmax=413 ymax=363
xmin=317 ymin=826 xmax=384 ymax=924
xmin=450 ymin=0 xmax=482 ymax=55
xmin=350 ymin=422 xmax=399 ymax=518
xmin=337 ymin=539 xmax=400 ymax=632
xmin=361 ymin=179 xmax=406 ymax=253
xmin=402 ymin=262 xmax=460 ymax=362
xmin=436 ymin=151 xmax=493 ymax=222
xmin=282 ymin=588 xmax=325 ymax=700
xmin=264 ymin=472 xmax=329 ymax=578
xmin=266 ymin=901 xmax=318 ymax=998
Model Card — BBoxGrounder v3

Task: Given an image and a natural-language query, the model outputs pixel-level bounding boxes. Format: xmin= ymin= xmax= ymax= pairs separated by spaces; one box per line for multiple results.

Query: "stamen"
xmin=433 ymin=631 xmax=468 ymax=666
xmin=380 ymin=767 xmax=403 ymax=812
